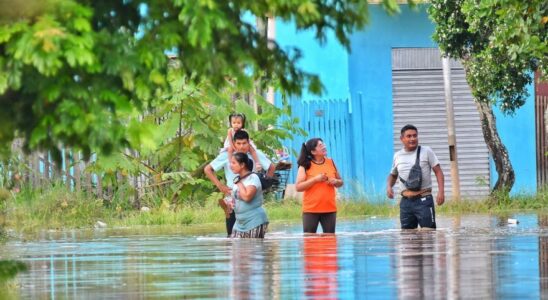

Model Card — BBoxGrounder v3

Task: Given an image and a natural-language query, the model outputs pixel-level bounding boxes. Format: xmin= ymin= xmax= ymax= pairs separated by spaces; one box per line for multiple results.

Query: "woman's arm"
xmin=236 ymin=181 xmax=258 ymax=202
xmin=295 ymin=166 xmax=327 ymax=192
xmin=327 ymin=171 xmax=344 ymax=188
xmin=327 ymin=160 xmax=343 ymax=188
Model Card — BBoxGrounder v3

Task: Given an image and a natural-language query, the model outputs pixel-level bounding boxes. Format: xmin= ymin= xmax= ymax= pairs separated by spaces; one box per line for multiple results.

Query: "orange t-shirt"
xmin=303 ymin=158 xmax=338 ymax=213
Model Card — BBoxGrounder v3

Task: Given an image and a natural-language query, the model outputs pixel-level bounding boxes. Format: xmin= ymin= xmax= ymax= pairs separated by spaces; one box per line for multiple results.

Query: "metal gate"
xmin=536 ymin=72 xmax=548 ymax=187
xmin=284 ymin=98 xmax=353 ymax=195
xmin=391 ymin=48 xmax=490 ymax=199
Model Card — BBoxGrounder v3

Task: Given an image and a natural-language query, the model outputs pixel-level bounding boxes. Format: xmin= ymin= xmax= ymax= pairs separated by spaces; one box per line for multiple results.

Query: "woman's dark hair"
xmin=233 ymin=152 xmax=254 ymax=171
xmin=297 ymin=138 xmax=323 ymax=170
xmin=229 ymin=113 xmax=246 ymax=129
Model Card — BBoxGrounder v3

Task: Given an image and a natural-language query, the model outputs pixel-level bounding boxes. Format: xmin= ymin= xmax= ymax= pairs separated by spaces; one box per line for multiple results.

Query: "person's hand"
xmin=220 ymin=185 xmax=231 ymax=195
xmin=327 ymin=178 xmax=339 ymax=186
xmin=256 ymin=162 xmax=263 ymax=172
xmin=436 ymin=193 xmax=445 ymax=205
xmin=386 ymin=187 xmax=394 ymax=199
xmin=314 ymin=173 xmax=328 ymax=183
xmin=227 ymin=145 xmax=234 ymax=154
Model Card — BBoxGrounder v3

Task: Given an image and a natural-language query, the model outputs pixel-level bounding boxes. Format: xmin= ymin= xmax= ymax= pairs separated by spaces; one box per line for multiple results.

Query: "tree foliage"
xmin=429 ymin=0 xmax=547 ymax=114
xmin=87 ymin=64 xmax=304 ymax=204
xmin=0 ymin=0 xmax=387 ymax=159
xmin=429 ymin=0 xmax=546 ymax=192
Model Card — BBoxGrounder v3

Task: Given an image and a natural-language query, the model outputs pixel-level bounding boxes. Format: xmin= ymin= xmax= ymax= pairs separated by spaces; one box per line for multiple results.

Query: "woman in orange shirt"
xmin=296 ymin=138 xmax=343 ymax=233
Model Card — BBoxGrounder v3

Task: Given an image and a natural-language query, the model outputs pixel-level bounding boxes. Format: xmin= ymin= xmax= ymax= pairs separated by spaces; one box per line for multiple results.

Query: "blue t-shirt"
xmin=209 ymin=150 xmax=272 ymax=188
xmin=232 ymin=173 xmax=268 ymax=232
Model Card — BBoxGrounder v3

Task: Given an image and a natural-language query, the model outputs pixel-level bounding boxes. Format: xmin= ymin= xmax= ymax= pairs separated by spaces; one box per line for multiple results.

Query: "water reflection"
xmin=396 ymin=231 xmax=444 ymax=299
xmin=303 ymin=235 xmax=338 ymax=299
xmin=2 ymin=214 xmax=548 ymax=299
xmin=230 ymin=239 xmax=277 ymax=299
xmin=539 ymin=215 xmax=548 ymax=297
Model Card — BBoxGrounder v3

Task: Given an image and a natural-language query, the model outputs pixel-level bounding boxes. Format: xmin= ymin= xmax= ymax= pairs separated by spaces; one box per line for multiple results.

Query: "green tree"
xmin=429 ymin=0 xmax=547 ymax=193
xmin=88 ymin=66 xmax=304 ymax=206
xmin=0 ymin=0 xmax=410 ymax=160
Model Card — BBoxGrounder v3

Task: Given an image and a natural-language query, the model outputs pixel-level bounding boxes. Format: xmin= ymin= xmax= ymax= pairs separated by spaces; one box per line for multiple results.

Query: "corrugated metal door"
xmin=391 ymin=48 xmax=490 ymax=199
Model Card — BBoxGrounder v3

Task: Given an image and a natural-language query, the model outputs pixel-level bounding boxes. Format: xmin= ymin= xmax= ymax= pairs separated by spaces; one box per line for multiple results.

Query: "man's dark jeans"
xmin=400 ymin=195 xmax=436 ymax=229
xmin=226 ymin=211 xmax=236 ymax=237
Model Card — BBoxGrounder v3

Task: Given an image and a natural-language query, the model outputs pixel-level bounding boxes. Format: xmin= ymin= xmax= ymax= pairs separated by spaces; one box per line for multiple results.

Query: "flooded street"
xmin=2 ymin=214 xmax=548 ymax=299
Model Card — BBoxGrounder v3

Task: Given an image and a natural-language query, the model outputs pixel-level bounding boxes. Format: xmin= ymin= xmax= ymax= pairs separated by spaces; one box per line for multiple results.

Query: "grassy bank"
xmin=1 ymin=185 xmax=547 ymax=235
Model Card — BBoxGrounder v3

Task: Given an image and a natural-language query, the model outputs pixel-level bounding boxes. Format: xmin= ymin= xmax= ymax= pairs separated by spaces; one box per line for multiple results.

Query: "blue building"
xmin=275 ymin=4 xmax=536 ymax=199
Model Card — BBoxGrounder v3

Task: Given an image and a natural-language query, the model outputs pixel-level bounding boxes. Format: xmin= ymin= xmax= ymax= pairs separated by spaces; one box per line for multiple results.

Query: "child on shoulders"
xmin=222 ymin=112 xmax=262 ymax=171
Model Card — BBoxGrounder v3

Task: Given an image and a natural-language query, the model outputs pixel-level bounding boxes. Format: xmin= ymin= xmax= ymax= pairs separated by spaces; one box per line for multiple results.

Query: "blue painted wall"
xmin=347 ymin=5 xmax=437 ymax=195
xmin=491 ymin=82 xmax=537 ymax=193
xmin=276 ymin=4 xmax=537 ymax=196
xmin=276 ymin=19 xmax=349 ymax=101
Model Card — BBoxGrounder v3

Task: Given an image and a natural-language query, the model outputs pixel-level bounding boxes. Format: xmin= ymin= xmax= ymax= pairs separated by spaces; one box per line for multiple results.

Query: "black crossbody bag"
xmin=399 ymin=146 xmax=422 ymax=191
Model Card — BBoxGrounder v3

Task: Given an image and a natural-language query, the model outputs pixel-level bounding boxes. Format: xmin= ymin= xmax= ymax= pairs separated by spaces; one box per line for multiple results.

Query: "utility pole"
xmin=266 ymin=15 xmax=276 ymax=105
xmin=442 ymin=56 xmax=461 ymax=201
xmin=252 ymin=16 xmax=270 ymax=131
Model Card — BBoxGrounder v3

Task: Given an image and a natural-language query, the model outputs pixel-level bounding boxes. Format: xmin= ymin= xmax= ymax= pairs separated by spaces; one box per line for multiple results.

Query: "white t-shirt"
xmin=232 ymin=173 xmax=268 ymax=232
xmin=209 ymin=150 xmax=271 ymax=188
xmin=390 ymin=145 xmax=440 ymax=190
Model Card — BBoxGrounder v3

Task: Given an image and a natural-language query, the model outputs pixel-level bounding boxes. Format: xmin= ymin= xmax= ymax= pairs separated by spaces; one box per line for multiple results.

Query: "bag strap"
xmin=233 ymin=172 xmax=254 ymax=184
xmin=398 ymin=146 xmax=421 ymax=185
xmin=414 ymin=146 xmax=421 ymax=167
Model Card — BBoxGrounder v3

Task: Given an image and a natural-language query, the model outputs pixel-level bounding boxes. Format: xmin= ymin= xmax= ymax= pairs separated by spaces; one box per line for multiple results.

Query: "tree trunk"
xmin=474 ymin=100 xmax=515 ymax=192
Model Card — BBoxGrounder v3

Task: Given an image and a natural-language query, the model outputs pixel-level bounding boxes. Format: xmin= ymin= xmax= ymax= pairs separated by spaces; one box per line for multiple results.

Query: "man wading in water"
xmin=386 ymin=124 xmax=445 ymax=229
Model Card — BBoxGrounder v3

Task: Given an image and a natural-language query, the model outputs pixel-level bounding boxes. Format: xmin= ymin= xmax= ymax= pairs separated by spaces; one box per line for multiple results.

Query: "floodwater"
xmin=2 ymin=214 xmax=548 ymax=299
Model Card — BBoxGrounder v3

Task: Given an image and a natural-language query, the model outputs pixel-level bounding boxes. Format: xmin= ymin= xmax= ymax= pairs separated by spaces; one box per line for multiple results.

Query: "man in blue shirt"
xmin=204 ymin=130 xmax=274 ymax=236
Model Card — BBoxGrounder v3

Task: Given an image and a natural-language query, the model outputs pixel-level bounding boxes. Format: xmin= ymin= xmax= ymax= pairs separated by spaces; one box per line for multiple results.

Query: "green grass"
xmin=1 ymin=185 xmax=547 ymax=238
xmin=2 ymin=185 xmax=113 ymax=232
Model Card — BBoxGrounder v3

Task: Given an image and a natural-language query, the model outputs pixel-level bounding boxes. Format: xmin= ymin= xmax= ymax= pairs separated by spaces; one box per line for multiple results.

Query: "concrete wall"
xmin=491 ymin=83 xmax=537 ymax=193
xmin=276 ymin=4 xmax=537 ymax=196
xmin=347 ymin=5 xmax=437 ymax=195
xmin=276 ymin=18 xmax=349 ymax=101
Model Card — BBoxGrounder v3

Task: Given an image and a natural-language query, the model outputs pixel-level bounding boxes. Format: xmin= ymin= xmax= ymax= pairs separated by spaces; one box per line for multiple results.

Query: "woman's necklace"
xmin=312 ymin=157 xmax=325 ymax=164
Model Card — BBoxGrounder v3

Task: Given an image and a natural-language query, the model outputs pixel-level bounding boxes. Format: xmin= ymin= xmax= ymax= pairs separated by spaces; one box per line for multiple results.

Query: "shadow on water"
xmin=2 ymin=214 xmax=548 ymax=299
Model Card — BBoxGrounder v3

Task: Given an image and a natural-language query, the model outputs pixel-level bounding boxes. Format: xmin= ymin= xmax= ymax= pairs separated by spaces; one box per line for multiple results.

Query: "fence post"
xmin=64 ymin=148 xmax=71 ymax=190
xmin=96 ymin=173 xmax=103 ymax=199
xmin=116 ymin=171 xmax=124 ymax=202
xmin=44 ymin=152 xmax=50 ymax=182
xmin=73 ymin=152 xmax=81 ymax=192
xmin=85 ymin=161 xmax=93 ymax=194
xmin=52 ymin=149 xmax=61 ymax=182
xmin=132 ymin=149 xmax=140 ymax=208
xmin=32 ymin=153 xmax=40 ymax=188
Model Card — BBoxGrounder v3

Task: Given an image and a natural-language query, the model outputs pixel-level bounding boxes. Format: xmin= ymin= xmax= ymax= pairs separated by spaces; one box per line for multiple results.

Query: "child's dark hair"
xmin=229 ymin=113 xmax=246 ymax=129
xmin=233 ymin=152 xmax=254 ymax=171
xmin=297 ymin=138 xmax=323 ymax=170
